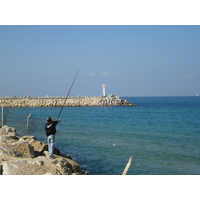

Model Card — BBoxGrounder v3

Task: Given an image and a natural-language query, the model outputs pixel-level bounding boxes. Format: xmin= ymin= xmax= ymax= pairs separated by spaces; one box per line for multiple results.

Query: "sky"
xmin=0 ymin=2 xmax=199 ymax=197
xmin=0 ymin=25 xmax=200 ymax=97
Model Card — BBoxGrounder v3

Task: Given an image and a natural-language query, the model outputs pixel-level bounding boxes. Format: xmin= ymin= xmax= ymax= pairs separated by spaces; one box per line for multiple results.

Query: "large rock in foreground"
xmin=0 ymin=126 xmax=83 ymax=175
xmin=1 ymin=155 xmax=82 ymax=175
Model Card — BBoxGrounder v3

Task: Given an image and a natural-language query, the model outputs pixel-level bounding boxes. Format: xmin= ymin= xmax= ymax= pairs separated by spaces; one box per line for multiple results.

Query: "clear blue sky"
xmin=0 ymin=25 xmax=200 ymax=97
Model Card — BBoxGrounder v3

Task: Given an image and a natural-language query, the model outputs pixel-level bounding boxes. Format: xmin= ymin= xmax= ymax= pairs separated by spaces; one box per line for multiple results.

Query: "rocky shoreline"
xmin=0 ymin=94 xmax=137 ymax=107
xmin=0 ymin=125 xmax=83 ymax=175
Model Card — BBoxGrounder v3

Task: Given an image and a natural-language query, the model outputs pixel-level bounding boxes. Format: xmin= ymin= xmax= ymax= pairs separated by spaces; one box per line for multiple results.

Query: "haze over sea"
xmin=3 ymin=96 xmax=200 ymax=175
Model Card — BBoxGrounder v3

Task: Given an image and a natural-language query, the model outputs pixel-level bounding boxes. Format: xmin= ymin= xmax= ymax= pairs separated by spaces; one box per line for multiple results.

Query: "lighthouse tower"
xmin=102 ymin=84 xmax=107 ymax=97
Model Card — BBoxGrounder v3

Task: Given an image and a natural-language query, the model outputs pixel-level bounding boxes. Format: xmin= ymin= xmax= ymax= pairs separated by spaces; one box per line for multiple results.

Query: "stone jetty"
xmin=0 ymin=94 xmax=137 ymax=108
xmin=0 ymin=125 xmax=83 ymax=175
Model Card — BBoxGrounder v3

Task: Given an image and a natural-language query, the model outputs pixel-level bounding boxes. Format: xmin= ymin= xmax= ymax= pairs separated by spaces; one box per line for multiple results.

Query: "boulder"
xmin=64 ymin=157 xmax=82 ymax=173
xmin=6 ymin=142 xmax=35 ymax=158
xmin=1 ymin=158 xmax=57 ymax=175
xmin=0 ymin=125 xmax=20 ymax=144
xmin=1 ymin=155 xmax=82 ymax=175
xmin=60 ymin=153 xmax=72 ymax=159
xmin=1 ymin=126 xmax=17 ymax=135
xmin=0 ymin=135 xmax=20 ymax=144
xmin=28 ymin=139 xmax=48 ymax=157
xmin=18 ymin=135 xmax=37 ymax=143
xmin=35 ymin=154 xmax=82 ymax=175
xmin=0 ymin=146 xmax=22 ymax=158
xmin=28 ymin=139 xmax=60 ymax=156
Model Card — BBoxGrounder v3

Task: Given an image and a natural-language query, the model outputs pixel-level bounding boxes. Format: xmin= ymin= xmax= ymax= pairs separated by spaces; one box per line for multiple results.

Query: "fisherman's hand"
xmin=56 ymin=119 xmax=61 ymax=123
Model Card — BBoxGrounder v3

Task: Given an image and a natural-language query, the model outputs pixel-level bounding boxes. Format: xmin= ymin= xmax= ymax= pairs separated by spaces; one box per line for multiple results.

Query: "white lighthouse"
xmin=102 ymin=84 xmax=107 ymax=97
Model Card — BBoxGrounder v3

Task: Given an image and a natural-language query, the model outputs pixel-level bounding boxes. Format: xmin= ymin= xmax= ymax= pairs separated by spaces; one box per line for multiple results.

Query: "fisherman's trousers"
xmin=47 ymin=134 xmax=55 ymax=157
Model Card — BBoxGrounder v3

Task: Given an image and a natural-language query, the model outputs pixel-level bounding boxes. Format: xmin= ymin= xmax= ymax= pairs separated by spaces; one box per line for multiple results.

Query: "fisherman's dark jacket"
xmin=44 ymin=121 xmax=58 ymax=136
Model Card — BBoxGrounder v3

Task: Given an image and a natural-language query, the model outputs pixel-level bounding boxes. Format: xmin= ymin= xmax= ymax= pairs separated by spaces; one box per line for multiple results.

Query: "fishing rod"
xmin=57 ymin=68 xmax=80 ymax=119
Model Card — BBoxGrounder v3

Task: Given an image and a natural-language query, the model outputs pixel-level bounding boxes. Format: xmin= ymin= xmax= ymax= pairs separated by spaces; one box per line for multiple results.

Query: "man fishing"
xmin=44 ymin=69 xmax=80 ymax=159
xmin=45 ymin=117 xmax=61 ymax=159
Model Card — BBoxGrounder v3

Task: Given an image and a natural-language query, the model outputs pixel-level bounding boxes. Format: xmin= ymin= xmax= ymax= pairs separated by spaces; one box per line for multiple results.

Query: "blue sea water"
xmin=3 ymin=96 xmax=200 ymax=175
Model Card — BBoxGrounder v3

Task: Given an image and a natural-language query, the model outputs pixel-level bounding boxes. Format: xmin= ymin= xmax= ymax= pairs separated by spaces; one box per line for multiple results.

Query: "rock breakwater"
xmin=0 ymin=94 xmax=137 ymax=108
xmin=0 ymin=125 xmax=83 ymax=175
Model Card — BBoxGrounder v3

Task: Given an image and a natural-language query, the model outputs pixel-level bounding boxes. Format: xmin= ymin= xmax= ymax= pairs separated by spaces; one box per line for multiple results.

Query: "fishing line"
xmin=57 ymin=68 xmax=80 ymax=119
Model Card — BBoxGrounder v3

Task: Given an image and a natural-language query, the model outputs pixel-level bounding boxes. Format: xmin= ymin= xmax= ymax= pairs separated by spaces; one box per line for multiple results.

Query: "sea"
xmin=2 ymin=96 xmax=200 ymax=175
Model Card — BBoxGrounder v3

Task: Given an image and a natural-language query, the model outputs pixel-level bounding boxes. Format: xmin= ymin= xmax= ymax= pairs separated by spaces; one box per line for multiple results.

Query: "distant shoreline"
xmin=0 ymin=94 xmax=137 ymax=108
